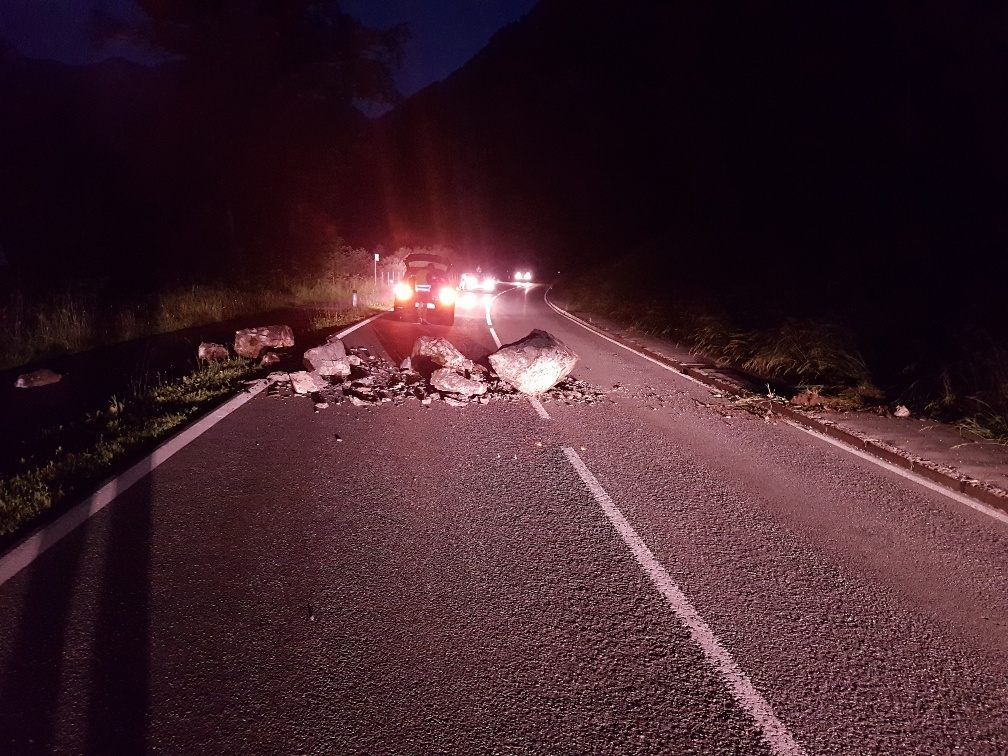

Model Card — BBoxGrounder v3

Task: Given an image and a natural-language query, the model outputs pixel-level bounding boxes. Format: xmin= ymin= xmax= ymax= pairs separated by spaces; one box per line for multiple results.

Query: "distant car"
xmin=394 ymin=253 xmax=457 ymax=325
xmin=512 ymin=269 xmax=533 ymax=282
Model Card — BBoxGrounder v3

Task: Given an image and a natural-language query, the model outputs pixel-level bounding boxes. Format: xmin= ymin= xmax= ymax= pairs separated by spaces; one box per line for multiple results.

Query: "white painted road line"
xmin=0 ymin=309 xmax=391 ymax=587
xmin=485 ymin=288 xmax=552 ymax=420
xmin=544 ymin=291 xmax=1008 ymax=528
xmin=0 ymin=379 xmax=270 ymax=587
xmin=543 ymin=290 xmax=709 ymax=388
xmin=561 ymin=446 xmax=806 ymax=756
xmin=527 ymin=397 xmax=551 ymax=419
xmin=785 ymin=420 xmax=1008 ymax=528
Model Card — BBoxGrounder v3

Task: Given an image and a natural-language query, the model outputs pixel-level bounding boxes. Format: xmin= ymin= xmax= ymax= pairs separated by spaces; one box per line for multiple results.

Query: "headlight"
xmin=524 ymin=271 xmax=532 ymax=281
xmin=513 ymin=272 xmax=521 ymax=281
xmin=438 ymin=286 xmax=457 ymax=305
xmin=393 ymin=281 xmax=413 ymax=300
xmin=482 ymin=277 xmax=496 ymax=292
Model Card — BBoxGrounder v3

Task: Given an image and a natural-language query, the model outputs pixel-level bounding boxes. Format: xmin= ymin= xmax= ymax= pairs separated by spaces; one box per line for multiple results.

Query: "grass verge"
xmin=0 ymin=303 xmax=376 ymax=540
xmin=0 ymin=359 xmax=260 ymax=537
xmin=0 ymin=276 xmax=390 ymax=371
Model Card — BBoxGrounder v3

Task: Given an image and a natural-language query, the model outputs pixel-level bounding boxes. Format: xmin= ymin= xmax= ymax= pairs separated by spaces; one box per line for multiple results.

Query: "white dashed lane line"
xmin=562 ymin=446 xmax=806 ymax=756
xmin=485 ymin=288 xmax=552 ymax=420
xmin=544 ymin=290 xmax=1008 ymax=529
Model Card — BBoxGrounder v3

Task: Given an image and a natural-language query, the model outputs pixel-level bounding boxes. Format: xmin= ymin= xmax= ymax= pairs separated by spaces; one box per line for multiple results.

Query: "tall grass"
xmin=0 ymin=276 xmax=391 ymax=371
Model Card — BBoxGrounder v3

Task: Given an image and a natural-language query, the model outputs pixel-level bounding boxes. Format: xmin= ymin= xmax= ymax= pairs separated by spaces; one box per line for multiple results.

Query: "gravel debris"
xmin=267 ymin=344 xmax=607 ymax=411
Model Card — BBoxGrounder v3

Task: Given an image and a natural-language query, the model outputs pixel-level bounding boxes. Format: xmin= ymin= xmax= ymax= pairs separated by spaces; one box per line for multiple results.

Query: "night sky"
xmin=0 ymin=0 xmax=538 ymax=98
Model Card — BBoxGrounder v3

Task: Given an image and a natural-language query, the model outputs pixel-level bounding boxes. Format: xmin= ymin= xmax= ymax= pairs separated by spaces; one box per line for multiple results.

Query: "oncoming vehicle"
xmin=393 ymin=253 xmax=458 ymax=325
xmin=512 ymin=269 xmax=533 ymax=282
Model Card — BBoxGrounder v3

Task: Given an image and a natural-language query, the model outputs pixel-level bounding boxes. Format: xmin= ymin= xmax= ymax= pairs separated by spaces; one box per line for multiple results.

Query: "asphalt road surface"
xmin=2 ymin=284 xmax=1007 ymax=754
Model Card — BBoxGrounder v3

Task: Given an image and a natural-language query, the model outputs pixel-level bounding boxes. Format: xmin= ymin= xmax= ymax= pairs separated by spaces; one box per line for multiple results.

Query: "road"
xmin=1 ymin=283 xmax=1007 ymax=754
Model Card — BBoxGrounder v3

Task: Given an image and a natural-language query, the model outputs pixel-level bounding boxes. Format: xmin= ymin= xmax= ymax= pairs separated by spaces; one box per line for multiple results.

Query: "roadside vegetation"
xmin=0 ymin=301 xmax=373 ymax=538
xmin=554 ymin=255 xmax=1008 ymax=441
xmin=0 ymin=241 xmax=400 ymax=372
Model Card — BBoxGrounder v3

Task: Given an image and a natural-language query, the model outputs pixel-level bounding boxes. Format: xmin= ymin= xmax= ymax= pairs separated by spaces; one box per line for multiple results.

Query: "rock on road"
xmin=1 ymin=284 xmax=1007 ymax=754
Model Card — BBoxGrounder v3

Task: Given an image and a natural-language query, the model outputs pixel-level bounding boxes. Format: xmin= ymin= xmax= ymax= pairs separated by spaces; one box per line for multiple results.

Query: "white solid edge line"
xmin=485 ymin=287 xmax=551 ymax=420
xmin=0 ymin=379 xmax=270 ymax=587
xmin=562 ymin=446 xmax=806 ymax=756
xmin=0 ymin=310 xmax=390 ymax=587
xmin=543 ymin=291 xmax=710 ymax=388
xmin=545 ymin=291 xmax=1008 ymax=526
xmin=335 ymin=309 xmax=387 ymax=339
xmin=785 ymin=420 xmax=1008 ymax=527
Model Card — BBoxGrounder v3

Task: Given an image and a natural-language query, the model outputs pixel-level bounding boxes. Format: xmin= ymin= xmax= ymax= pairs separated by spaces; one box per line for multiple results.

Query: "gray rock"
xmin=400 ymin=356 xmax=412 ymax=370
xmin=411 ymin=336 xmax=474 ymax=371
xmin=15 ymin=368 xmax=62 ymax=388
xmin=289 ymin=370 xmax=328 ymax=395
xmin=234 ymin=324 xmax=294 ymax=359
xmin=430 ymin=368 xmax=488 ymax=398
xmin=259 ymin=352 xmax=281 ymax=367
xmin=303 ymin=338 xmax=351 ymax=378
xmin=443 ymin=396 xmax=468 ymax=407
xmin=488 ymin=329 xmax=578 ymax=394
xmin=198 ymin=341 xmax=230 ymax=362
xmin=894 ymin=404 xmax=911 ymax=418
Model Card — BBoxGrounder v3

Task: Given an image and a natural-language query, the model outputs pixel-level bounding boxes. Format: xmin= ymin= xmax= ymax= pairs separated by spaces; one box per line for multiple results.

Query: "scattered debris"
xmin=412 ymin=335 xmax=474 ymax=372
xmin=488 ymin=329 xmax=578 ymax=394
xmin=234 ymin=324 xmax=294 ymax=359
xmin=14 ymin=368 xmax=62 ymax=388
xmin=266 ymin=335 xmax=604 ymax=412
xmin=303 ymin=337 xmax=351 ymax=378
xmin=430 ymin=367 xmax=487 ymax=397
xmin=198 ymin=341 xmax=230 ymax=363
xmin=289 ymin=370 xmax=328 ymax=395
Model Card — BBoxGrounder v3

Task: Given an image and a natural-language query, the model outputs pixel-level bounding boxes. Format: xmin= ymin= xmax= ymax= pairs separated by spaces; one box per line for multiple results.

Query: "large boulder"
xmin=488 ymin=330 xmax=578 ymax=394
xmin=234 ymin=325 xmax=294 ymax=359
xmin=303 ymin=338 xmax=351 ymax=378
xmin=411 ymin=336 xmax=474 ymax=372
xmin=430 ymin=368 xmax=488 ymax=398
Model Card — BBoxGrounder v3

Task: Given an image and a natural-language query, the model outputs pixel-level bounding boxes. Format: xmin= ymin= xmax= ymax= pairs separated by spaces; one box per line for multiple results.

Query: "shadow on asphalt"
xmin=0 ymin=455 xmax=153 ymax=752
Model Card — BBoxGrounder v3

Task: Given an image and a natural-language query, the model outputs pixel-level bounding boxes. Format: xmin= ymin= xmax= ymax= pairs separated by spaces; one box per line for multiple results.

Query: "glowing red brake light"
xmin=438 ymin=286 xmax=457 ymax=305
xmin=394 ymin=281 xmax=413 ymax=300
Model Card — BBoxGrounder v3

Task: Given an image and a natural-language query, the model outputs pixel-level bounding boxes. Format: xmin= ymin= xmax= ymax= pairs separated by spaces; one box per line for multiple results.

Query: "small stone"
xmin=314 ymin=401 xmax=329 ymax=410
xmin=349 ymin=355 xmax=362 ymax=366
xmin=260 ymin=352 xmax=281 ymax=367
xmin=15 ymin=368 xmax=62 ymax=388
xmin=198 ymin=342 xmax=230 ymax=362
xmin=443 ymin=396 xmax=468 ymax=407
xmin=894 ymin=404 xmax=911 ymax=418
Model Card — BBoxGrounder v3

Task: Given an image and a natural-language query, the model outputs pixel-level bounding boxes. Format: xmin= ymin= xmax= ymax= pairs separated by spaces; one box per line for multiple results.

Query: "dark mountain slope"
xmin=371 ymin=1 xmax=1008 ymax=320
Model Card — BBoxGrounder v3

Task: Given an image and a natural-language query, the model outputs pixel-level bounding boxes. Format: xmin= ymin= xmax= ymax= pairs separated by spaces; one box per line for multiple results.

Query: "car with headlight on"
xmin=512 ymin=269 xmax=533 ymax=282
xmin=393 ymin=253 xmax=458 ymax=325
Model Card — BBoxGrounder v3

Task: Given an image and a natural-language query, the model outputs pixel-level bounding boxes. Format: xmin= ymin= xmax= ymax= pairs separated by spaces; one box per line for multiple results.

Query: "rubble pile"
xmin=268 ymin=331 xmax=604 ymax=411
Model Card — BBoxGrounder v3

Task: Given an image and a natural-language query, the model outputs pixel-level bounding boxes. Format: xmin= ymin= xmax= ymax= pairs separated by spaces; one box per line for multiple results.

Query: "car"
xmin=512 ymin=269 xmax=533 ymax=282
xmin=393 ymin=252 xmax=458 ymax=325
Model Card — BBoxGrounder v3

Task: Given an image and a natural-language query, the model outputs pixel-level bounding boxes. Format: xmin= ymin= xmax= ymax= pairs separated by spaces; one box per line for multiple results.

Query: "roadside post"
xmin=352 ymin=289 xmax=358 ymax=308
xmin=374 ymin=252 xmax=379 ymax=285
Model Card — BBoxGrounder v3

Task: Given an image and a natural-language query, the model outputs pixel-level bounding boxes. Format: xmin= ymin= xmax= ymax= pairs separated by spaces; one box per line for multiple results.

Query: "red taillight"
xmin=438 ymin=286 xmax=457 ymax=305
xmin=394 ymin=281 xmax=413 ymax=300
